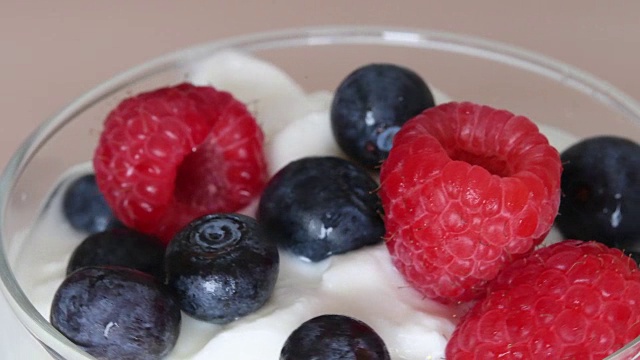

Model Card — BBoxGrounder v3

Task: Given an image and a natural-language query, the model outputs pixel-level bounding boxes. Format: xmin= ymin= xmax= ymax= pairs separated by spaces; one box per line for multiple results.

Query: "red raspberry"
xmin=93 ymin=83 xmax=268 ymax=243
xmin=379 ymin=102 xmax=562 ymax=303
xmin=446 ymin=240 xmax=640 ymax=359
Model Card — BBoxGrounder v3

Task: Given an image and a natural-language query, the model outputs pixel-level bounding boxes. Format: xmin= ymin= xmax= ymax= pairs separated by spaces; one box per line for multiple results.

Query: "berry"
xmin=257 ymin=156 xmax=384 ymax=262
xmin=556 ymin=136 xmax=640 ymax=253
xmin=50 ymin=266 xmax=181 ymax=360
xmin=93 ymin=83 xmax=268 ymax=243
xmin=67 ymin=228 xmax=165 ymax=279
xmin=331 ymin=63 xmax=435 ymax=168
xmin=446 ymin=240 xmax=640 ymax=359
xmin=379 ymin=102 xmax=562 ymax=303
xmin=62 ymin=173 xmax=121 ymax=233
xmin=164 ymin=213 xmax=279 ymax=323
xmin=280 ymin=314 xmax=391 ymax=360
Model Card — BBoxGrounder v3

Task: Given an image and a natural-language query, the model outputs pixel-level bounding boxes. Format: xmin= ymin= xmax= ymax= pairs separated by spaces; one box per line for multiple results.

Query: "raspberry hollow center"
xmin=174 ymin=142 xmax=225 ymax=209
xmin=449 ymin=149 xmax=511 ymax=177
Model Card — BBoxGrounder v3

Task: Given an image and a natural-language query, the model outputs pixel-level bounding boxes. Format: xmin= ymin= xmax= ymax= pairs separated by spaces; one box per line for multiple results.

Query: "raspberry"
xmin=93 ymin=83 xmax=268 ymax=243
xmin=379 ymin=102 xmax=562 ymax=303
xmin=446 ymin=240 xmax=640 ymax=359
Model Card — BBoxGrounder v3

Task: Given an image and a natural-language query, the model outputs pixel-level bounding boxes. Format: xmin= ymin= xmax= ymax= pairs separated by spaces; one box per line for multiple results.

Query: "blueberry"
xmin=63 ymin=174 xmax=121 ymax=233
xmin=257 ymin=156 xmax=384 ymax=262
xmin=280 ymin=314 xmax=391 ymax=360
xmin=50 ymin=266 xmax=181 ymax=360
xmin=331 ymin=63 xmax=435 ymax=169
xmin=164 ymin=213 xmax=279 ymax=323
xmin=556 ymin=136 xmax=640 ymax=253
xmin=67 ymin=228 xmax=164 ymax=279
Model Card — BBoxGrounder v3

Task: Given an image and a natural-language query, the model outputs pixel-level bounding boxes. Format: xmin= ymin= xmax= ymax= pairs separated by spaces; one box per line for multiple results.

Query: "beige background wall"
xmin=1 ymin=1 xmax=639 ymax=169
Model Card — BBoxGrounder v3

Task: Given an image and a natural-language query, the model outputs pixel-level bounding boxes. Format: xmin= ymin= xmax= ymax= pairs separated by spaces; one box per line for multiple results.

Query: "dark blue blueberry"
xmin=556 ymin=136 xmax=640 ymax=256
xmin=331 ymin=63 xmax=435 ymax=169
xmin=280 ymin=314 xmax=391 ymax=360
xmin=164 ymin=213 xmax=279 ymax=323
xmin=50 ymin=266 xmax=181 ymax=360
xmin=62 ymin=174 xmax=121 ymax=233
xmin=257 ymin=156 xmax=384 ymax=262
xmin=67 ymin=228 xmax=165 ymax=279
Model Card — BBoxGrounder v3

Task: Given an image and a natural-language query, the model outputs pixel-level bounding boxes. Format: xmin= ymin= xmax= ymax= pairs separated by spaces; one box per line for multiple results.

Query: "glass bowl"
xmin=1 ymin=26 xmax=639 ymax=360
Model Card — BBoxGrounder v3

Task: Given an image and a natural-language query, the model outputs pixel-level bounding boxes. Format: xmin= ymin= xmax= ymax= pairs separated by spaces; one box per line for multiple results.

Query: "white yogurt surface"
xmin=8 ymin=51 xmax=578 ymax=360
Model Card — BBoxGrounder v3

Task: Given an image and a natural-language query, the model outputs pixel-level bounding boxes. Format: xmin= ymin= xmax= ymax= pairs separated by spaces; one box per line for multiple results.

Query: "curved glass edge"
xmin=609 ymin=336 xmax=640 ymax=359
xmin=1 ymin=25 xmax=639 ymax=359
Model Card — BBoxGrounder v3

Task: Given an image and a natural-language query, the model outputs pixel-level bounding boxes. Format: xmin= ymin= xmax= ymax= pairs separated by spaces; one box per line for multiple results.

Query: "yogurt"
xmin=8 ymin=51 xmax=578 ymax=359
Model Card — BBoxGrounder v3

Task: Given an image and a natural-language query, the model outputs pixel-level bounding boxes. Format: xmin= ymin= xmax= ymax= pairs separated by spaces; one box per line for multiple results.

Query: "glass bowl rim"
xmin=1 ymin=25 xmax=639 ymax=359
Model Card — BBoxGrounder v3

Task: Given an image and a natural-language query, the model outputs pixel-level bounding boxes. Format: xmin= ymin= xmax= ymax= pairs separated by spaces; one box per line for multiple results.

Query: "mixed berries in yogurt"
xmin=43 ymin=51 xmax=640 ymax=359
